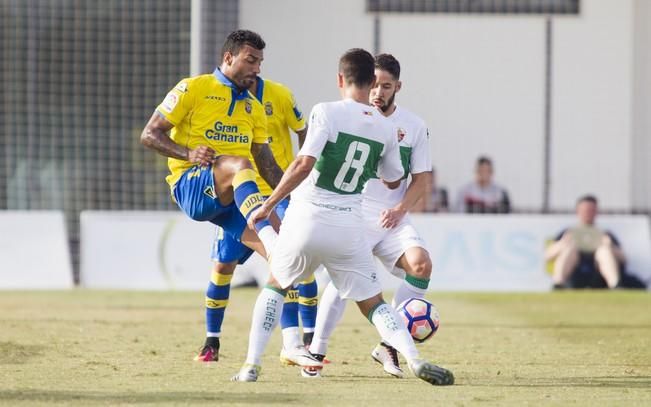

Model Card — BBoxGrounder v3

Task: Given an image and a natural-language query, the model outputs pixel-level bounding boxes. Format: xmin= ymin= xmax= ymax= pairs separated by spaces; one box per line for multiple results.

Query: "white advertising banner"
xmin=80 ymin=211 xmax=651 ymax=291
xmin=0 ymin=211 xmax=73 ymax=289
xmin=398 ymin=214 xmax=651 ymax=291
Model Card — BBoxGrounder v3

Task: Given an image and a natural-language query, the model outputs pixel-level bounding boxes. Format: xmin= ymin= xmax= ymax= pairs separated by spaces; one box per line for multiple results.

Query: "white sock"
xmin=391 ymin=278 xmax=428 ymax=308
xmin=257 ymin=225 xmax=278 ymax=257
xmin=245 ymin=287 xmax=284 ymax=366
xmin=370 ymin=302 xmax=419 ymax=363
xmin=309 ymin=281 xmax=346 ymax=356
xmin=281 ymin=326 xmax=302 ymax=350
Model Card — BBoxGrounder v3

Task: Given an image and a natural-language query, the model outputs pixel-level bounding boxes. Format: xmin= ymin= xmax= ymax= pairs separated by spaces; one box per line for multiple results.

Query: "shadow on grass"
xmin=0 ymin=342 xmax=42 ymax=364
xmin=0 ymin=390 xmax=299 ymax=404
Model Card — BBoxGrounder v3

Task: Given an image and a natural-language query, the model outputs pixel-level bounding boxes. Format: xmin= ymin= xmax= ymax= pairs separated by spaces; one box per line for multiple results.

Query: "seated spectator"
xmin=545 ymin=195 xmax=624 ymax=289
xmin=412 ymin=167 xmax=449 ymax=213
xmin=455 ymin=156 xmax=510 ymax=213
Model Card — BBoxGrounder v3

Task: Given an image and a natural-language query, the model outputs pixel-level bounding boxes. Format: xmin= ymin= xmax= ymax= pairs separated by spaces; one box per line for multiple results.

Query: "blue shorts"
xmin=211 ymin=198 xmax=289 ymax=264
xmin=173 ymin=165 xmax=247 ymax=242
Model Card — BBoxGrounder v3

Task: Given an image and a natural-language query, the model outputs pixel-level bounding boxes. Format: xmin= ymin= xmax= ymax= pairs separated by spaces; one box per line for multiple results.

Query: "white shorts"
xmin=270 ymin=215 xmax=382 ymax=301
xmin=364 ymin=213 xmax=427 ymax=279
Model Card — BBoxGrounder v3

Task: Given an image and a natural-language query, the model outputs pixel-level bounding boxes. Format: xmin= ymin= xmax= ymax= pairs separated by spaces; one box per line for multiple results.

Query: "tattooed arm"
xmin=250 ymin=142 xmax=284 ymax=189
xmin=140 ymin=112 xmax=215 ymax=166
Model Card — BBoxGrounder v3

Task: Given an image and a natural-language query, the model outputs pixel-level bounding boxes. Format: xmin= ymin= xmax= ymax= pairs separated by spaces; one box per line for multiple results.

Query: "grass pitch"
xmin=1 ymin=289 xmax=650 ymax=406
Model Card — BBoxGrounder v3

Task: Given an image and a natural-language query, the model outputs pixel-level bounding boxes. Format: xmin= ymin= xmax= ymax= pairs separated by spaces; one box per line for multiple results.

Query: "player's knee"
xmin=264 ymin=275 xmax=286 ymax=294
xmin=406 ymin=255 xmax=432 ymax=279
xmin=230 ymin=156 xmax=253 ymax=172
xmin=594 ymin=245 xmax=614 ymax=262
xmin=213 ymin=261 xmax=236 ymax=275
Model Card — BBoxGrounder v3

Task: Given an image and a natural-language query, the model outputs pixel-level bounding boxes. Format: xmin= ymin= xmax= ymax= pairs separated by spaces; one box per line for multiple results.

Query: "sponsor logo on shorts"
xmin=187 ymin=168 xmax=203 ymax=180
xmin=203 ymin=185 xmax=216 ymax=199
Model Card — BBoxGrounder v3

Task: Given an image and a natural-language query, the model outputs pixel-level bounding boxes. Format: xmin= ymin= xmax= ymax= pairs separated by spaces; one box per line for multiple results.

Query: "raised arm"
xmin=250 ymin=142 xmax=284 ymax=189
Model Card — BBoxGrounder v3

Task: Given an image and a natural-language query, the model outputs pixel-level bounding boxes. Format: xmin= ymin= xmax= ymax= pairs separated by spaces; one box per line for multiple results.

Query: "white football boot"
xmin=279 ymin=346 xmax=324 ymax=367
xmin=230 ymin=364 xmax=261 ymax=382
xmin=371 ymin=342 xmax=404 ymax=378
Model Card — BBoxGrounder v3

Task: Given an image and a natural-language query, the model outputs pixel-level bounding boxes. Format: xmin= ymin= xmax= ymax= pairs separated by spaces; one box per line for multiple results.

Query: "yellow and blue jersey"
xmin=250 ymin=77 xmax=306 ymax=195
xmin=156 ymin=69 xmax=268 ymax=189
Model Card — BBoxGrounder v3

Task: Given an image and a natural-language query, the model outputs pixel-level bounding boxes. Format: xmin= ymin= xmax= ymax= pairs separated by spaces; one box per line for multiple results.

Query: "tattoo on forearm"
xmin=142 ymin=122 xmax=187 ymax=160
xmin=253 ymin=144 xmax=283 ymax=189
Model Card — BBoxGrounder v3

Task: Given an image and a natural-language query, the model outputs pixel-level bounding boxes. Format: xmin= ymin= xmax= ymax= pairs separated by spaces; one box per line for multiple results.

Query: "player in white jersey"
xmin=231 ymin=48 xmax=453 ymax=386
xmin=308 ymin=54 xmax=436 ymax=379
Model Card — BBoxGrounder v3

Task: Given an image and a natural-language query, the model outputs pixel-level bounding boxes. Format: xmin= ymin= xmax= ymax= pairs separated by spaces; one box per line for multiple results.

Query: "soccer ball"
xmin=396 ymin=298 xmax=440 ymax=343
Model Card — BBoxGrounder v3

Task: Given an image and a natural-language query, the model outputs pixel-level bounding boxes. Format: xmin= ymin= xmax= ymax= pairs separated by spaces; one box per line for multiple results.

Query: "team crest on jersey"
xmin=397 ymin=127 xmax=406 ymax=142
xmin=363 ymin=110 xmax=373 ymax=116
xmin=264 ymin=101 xmax=273 ymax=116
xmin=245 ymin=100 xmax=252 ymax=114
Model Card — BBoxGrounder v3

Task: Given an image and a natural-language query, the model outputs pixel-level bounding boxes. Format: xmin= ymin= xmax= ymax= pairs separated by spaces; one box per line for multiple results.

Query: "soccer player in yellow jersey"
xmin=197 ymin=76 xmax=319 ymax=365
xmin=141 ymin=30 xmax=281 ymax=278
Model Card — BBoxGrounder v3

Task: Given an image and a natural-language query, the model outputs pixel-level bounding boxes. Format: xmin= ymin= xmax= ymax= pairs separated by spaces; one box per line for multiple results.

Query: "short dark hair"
xmin=375 ymin=53 xmax=401 ymax=79
xmin=477 ymin=156 xmax=493 ymax=167
xmin=339 ymin=48 xmax=375 ymax=87
xmin=221 ymin=29 xmax=265 ymax=59
xmin=577 ymin=194 xmax=598 ymax=206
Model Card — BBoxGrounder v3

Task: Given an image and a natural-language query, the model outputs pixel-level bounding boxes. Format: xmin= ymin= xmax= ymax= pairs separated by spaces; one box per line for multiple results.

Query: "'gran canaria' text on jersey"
xmin=204 ymin=121 xmax=250 ymax=143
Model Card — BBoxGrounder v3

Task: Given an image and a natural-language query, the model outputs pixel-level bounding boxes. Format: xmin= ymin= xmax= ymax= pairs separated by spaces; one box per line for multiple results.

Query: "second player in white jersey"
xmin=309 ymin=53 xmax=436 ymax=379
xmin=363 ymin=104 xmax=432 ymax=274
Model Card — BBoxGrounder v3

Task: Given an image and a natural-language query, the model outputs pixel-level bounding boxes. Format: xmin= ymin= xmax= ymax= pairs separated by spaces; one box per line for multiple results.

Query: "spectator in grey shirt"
xmin=455 ymin=156 xmax=510 ymax=214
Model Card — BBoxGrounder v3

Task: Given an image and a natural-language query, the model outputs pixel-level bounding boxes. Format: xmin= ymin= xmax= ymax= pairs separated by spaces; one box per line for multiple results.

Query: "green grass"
xmin=1 ymin=289 xmax=650 ymax=406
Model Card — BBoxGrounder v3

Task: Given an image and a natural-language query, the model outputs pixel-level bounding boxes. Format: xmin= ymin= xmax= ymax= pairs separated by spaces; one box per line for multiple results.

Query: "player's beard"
xmin=240 ymin=76 xmax=255 ymax=90
xmin=377 ymin=93 xmax=396 ymax=113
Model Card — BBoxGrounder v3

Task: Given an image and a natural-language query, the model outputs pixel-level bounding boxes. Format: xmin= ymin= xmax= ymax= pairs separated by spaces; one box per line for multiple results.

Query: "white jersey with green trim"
xmin=287 ymin=99 xmax=404 ymax=227
xmin=362 ymin=105 xmax=432 ymax=212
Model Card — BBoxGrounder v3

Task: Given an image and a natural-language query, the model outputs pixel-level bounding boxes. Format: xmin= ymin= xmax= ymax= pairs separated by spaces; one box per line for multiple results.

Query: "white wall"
xmin=241 ymin=0 xmax=643 ymax=212
xmin=633 ymin=0 xmax=651 ymax=211
xmin=552 ymin=0 xmax=634 ymax=210
xmin=240 ymin=0 xmax=374 ymax=111
xmin=380 ymin=15 xmax=545 ymax=210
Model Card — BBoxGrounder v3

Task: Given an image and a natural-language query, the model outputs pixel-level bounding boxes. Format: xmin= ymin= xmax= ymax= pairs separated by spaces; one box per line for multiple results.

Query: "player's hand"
xmin=187 ymin=146 xmax=216 ymax=167
xmin=248 ymin=204 xmax=273 ymax=230
xmin=379 ymin=207 xmax=406 ymax=229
